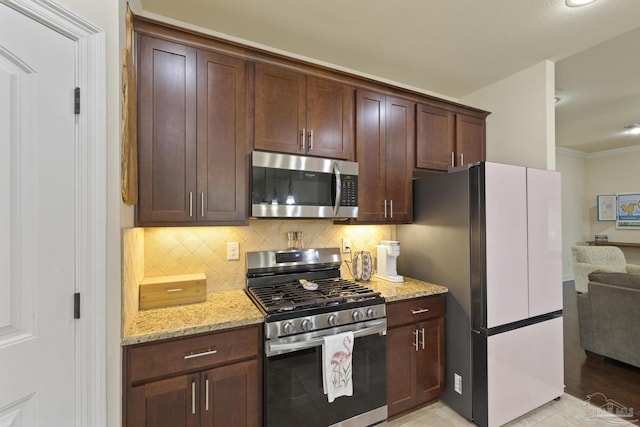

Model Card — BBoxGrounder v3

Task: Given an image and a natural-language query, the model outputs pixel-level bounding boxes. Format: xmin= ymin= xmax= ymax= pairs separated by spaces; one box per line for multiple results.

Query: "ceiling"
xmin=135 ymin=0 xmax=640 ymax=154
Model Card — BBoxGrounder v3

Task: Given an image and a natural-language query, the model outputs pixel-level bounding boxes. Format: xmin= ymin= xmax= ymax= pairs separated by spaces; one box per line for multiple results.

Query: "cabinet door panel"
xmin=306 ymin=77 xmax=354 ymax=160
xmin=416 ymin=104 xmax=455 ymax=171
xmin=201 ymin=360 xmax=260 ymax=427
xmin=416 ymin=318 xmax=445 ymax=403
xmin=386 ymin=324 xmax=418 ymax=417
xmin=385 ymin=96 xmax=414 ymax=223
xmin=255 ymin=63 xmax=306 ymax=154
xmin=197 ymin=50 xmax=247 ymax=222
xmin=456 ymin=114 xmax=485 ymax=166
xmin=137 ymin=36 xmax=197 ymax=223
xmin=355 ymin=90 xmax=386 ymax=222
xmin=128 ymin=373 xmax=199 ymax=427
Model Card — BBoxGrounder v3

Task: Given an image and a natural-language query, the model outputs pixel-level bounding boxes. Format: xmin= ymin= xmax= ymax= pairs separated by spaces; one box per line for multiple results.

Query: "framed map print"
xmin=616 ymin=193 xmax=640 ymax=229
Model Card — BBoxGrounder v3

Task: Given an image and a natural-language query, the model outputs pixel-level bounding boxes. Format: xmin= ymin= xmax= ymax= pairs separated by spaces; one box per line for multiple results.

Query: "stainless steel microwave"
xmin=250 ymin=151 xmax=358 ymax=219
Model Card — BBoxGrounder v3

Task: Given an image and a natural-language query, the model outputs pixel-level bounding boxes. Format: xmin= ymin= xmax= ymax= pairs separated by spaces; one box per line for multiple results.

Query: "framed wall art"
xmin=616 ymin=193 xmax=640 ymax=229
xmin=596 ymin=195 xmax=616 ymax=221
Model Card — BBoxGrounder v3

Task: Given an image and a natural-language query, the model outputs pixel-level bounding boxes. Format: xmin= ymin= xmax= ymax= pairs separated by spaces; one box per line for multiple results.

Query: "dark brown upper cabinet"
xmin=254 ymin=62 xmax=354 ymax=160
xmin=355 ymin=90 xmax=414 ymax=223
xmin=416 ymin=103 xmax=488 ymax=172
xmin=136 ymin=34 xmax=248 ymax=226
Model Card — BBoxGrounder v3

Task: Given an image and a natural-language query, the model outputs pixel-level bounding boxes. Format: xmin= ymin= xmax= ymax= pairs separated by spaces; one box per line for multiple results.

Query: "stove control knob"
xmin=366 ymin=308 xmax=376 ymax=319
xmin=352 ymin=310 xmax=363 ymax=321
xmin=282 ymin=322 xmax=294 ymax=335
xmin=328 ymin=314 xmax=339 ymax=326
xmin=300 ymin=319 xmax=311 ymax=331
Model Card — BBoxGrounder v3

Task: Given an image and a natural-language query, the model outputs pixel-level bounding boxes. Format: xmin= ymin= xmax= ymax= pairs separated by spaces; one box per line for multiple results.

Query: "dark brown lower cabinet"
xmin=386 ymin=295 xmax=445 ymax=418
xmin=123 ymin=325 xmax=261 ymax=427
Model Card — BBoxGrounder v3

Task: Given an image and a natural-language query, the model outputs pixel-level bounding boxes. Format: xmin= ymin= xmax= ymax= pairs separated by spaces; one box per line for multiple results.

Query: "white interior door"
xmin=0 ymin=3 xmax=76 ymax=426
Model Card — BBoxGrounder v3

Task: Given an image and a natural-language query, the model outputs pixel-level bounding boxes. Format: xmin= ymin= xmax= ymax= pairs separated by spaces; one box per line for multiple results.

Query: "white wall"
xmin=52 ymin=0 xmax=121 ymax=426
xmin=461 ymin=61 xmax=556 ymax=170
xmin=557 ymin=147 xmax=640 ymax=277
xmin=556 ymin=149 xmax=588 ymax=280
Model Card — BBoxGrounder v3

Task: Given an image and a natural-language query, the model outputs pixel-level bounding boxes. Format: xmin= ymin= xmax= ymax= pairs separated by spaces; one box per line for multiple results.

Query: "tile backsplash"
xmin=122 ymin=220 xmax=394 ymax=334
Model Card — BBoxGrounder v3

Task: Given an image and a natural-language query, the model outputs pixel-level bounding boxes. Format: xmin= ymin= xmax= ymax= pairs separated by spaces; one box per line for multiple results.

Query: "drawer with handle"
xmin=386 ymin=294 xmax=445 ymax=328
xmin=126 ymin=325 xmax=260 ymax=385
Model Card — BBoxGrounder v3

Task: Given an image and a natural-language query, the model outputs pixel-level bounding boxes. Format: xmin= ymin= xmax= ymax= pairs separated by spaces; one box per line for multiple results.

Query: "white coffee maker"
xmin=375 ymin=240 xmax=404 ymax=283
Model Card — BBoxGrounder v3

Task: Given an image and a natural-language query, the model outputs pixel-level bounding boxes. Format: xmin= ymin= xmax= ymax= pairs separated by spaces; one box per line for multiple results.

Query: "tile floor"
xmin=387 ymin=394 xmax=638 ymax=426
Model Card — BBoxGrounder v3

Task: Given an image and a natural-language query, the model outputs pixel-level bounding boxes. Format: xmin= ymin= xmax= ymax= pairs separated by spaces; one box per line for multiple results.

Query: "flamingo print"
xmin=330 ymin=336 xmax=352 ymax=387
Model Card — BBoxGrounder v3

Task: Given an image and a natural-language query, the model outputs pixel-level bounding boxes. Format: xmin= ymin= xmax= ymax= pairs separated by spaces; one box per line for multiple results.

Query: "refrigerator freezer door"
xmin=484 ymin=317 xmax=564 ymax=427
xmin=527 ymin=168 xmax=563 ymax=316
xmin=483 ymin=163 xmax=528 ymax=328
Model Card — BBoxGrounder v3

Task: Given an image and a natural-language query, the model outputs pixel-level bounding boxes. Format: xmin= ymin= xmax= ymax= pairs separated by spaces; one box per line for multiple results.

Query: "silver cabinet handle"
xmin=309 ymin=129 xmax=313 ymax=150
xmin=460 ymin=153 xmax=464 ymax=165
xmin=301 ymin=128 xmax=306 ymax=151
xmin=184 ymin=349 xmax=218 ymax=360
xmin=451 ymin=152 xmax=455 ymax=167
xmin=384 ymin=200 xmax=387 ymax=218
xmin=411 ymin=308 xmax=430 ymax=315
xmin=205 ymin=377 xmax=210 ymax=411
xmin=189 ymin=192 xmax=193 ymax=217
xmin=201 ymin=192 xmax=204 ymax=218
xmin=420 ymin=328 xmax=425 ymax=350
xmin=413 ymin=329 xmax=419 ymax=352
xmin=390 ymin=199 xmax=393 ymax=219
xmin=167 ymin=288 xmax=183 ymax=293
xmin=191 ymin=380 xmax=196 ymax=414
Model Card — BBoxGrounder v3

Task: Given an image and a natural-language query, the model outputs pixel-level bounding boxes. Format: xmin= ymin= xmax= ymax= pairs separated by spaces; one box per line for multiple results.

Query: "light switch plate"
xmin=227 ymin=242 xmax=240 ymax=260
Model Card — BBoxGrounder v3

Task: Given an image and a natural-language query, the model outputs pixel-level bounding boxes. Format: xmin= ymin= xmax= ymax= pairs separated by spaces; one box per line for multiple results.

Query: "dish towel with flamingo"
xmin=322 ymin=331 xmax=354 ymax=403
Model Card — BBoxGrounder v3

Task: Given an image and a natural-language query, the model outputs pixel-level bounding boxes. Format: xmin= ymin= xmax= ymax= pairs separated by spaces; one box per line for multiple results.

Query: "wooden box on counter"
xmin=139 ymin=273 xmax=206 ymax=310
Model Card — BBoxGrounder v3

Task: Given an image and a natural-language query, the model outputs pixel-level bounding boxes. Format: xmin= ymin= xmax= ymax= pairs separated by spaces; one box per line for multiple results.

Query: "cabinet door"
xmin=197 ymin=50 xmax=248 ymax=222
xmin=416 ymin=103 xmax=455 ymax=171
xmin=416 ymin=317 xmax=445 ymax=404
xmin=386 ymin=324 xmax=418 ymax=417
xmin=128 ymin=373 xmax=200 ymax=427
xmin=384 ymin=96 xmax=414 ymax=223
xmin=306 ymin=77 xmax=354 ymax=160
xmin=254 ymin=63 xmax=306 ymax=154
xmin=455 ymin=114 xmax=485 ymax=166
xmin=137 ymin=35 xmax=197 ymax=223
xmin=355 ymin=89 xmax=386 ymax=222
xmin=201 ymin=360 xmax=260 ymax=427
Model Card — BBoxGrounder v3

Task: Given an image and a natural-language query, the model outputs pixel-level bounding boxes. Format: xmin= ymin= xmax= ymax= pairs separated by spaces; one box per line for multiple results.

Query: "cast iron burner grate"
xmin=248 ymin=277 xmax=381 ymax=314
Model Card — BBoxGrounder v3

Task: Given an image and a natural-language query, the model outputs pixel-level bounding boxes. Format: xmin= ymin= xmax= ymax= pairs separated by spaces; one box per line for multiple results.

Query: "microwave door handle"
xmin=332 ymin=161 xmax=341 ymax=216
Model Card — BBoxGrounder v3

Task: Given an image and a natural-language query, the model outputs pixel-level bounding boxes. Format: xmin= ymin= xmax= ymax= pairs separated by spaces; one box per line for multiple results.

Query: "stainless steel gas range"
xmin=245 ymin=247 xmax=388 ymax=427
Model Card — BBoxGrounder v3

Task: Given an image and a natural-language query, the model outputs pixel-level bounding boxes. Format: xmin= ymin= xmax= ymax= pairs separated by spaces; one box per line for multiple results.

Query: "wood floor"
xmin=563 ymin=281 xmax=640 ymax=418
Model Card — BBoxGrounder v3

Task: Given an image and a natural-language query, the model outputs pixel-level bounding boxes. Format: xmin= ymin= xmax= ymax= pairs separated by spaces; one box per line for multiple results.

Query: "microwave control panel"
xmin=340 ymin=175 xmax=358 ymax=206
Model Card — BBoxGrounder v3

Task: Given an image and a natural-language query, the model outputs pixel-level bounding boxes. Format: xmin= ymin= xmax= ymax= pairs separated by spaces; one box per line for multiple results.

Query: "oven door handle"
xmin=266 ymin=319 xmax=386 ymax=357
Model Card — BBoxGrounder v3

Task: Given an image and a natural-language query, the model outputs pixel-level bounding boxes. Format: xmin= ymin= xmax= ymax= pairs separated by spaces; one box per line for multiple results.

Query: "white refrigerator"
xmin=397 ymin=162 xmax=564 ymax=427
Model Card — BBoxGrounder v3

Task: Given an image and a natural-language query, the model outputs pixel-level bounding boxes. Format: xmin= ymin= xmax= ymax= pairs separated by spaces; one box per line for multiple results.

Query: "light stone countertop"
xmin=122 ymin=289 xmax=263 ymax=345
xmin=367 ymin=276 xmax=447 ymax=302
xmin=122 ymin=277 xmax=447 ymax=346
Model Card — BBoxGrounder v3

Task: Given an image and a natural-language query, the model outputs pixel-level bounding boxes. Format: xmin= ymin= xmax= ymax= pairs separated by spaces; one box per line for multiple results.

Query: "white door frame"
xmin=1 ymin=0 xmax=107 ymax=425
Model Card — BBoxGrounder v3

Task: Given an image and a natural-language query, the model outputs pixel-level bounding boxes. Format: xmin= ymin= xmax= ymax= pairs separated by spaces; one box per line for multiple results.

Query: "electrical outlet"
xmin=454 ymin=373 xmax=462 ymax=394
xmin=342 ymin=238 xmax=351 ymax=253
xmin=227 ymin=242 xmax=240 ymax=261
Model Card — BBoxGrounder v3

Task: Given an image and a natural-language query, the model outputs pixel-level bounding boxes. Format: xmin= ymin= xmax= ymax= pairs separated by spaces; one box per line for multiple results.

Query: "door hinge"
xmin=74 ymin=292 xmax=81 ymax=319
xmin=74 ymin=87 xmax=80 ymax=114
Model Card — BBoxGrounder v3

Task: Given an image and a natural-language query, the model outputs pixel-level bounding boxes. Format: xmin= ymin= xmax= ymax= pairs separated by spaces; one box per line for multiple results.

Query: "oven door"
xmin=264 ymin=320 xmax=387 ymax=427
